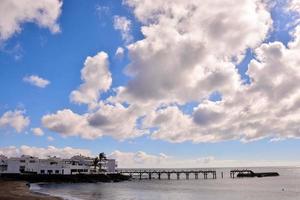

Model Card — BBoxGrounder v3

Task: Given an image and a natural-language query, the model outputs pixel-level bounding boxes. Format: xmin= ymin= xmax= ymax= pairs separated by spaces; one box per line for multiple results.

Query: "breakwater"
xmin=230 ymin=169 xmax=279 ymax=178
xmin=0 ymin=173 xmax=130 ymax=183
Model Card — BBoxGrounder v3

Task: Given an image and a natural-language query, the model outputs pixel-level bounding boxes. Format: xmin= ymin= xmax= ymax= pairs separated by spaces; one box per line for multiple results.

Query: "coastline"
xmin=0 ymin=180 xmax=62 ymax=200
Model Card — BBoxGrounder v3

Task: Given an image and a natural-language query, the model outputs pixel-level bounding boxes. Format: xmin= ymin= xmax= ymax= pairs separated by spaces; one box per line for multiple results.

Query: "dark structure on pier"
xmin=118 ymin=169 xmax=217 ymax=180
xmin=230 ymin=169 xmax=279 ymax=178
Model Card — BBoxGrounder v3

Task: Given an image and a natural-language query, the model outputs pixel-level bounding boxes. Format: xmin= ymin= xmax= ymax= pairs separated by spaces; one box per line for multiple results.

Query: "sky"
xmin=1 ymin=0 xmax=300 ymax=168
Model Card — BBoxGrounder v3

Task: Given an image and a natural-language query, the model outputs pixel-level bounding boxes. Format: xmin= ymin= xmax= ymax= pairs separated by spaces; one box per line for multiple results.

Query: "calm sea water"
xmin=30 ymin=167 xmax=300 ymax=200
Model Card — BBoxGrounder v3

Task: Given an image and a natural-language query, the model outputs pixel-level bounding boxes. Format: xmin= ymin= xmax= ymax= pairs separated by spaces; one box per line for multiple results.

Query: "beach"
xmin=0 ymin=181 xmax=61 ymax=200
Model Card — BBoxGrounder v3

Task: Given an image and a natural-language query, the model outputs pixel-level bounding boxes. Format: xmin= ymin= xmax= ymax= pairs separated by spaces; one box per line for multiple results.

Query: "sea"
xmin=30 ymin=167 xmax=300 ymax=200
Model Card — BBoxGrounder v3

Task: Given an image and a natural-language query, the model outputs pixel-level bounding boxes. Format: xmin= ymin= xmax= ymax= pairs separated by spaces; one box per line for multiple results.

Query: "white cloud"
xmin=0 ymin=0 xmax=62 ymax=41
xmin=47 ymin=136 xmax=54 ymax=141
xmin=110 ymin=150 xmax=169 ymax=168
xmin=42 ymin=109 xmax=86 ymax=137
xmin=0 ymin=110 xmax=30 ymax=133
xmin=0 ymin=145 xmax=92 ymax=159
xmin=143 ymin=25 xmax=300 ymax=143
xmin=113 ymin=15 xmax=133 ymax=43
xmin=23 ymin=75 xmax=50 ymax=88
xmin=115 ymin=47 xmax=125 ymax=57
xmin=43 ymin=51 xmax=143 ymax=140
xmin=95 ymin=5 xmax=110 ymax=17
xmin=118 ymin=0 xmax=271 ymax=104
xmin=289 ymin=0 xmax=300 ymax=12
xmin=70 ymin=52 xmax=112 ymax=108
xmin=42 ymin=103 xmax=144 ymax=140
xmin=31 ymin=127 xmax=44 ymax=136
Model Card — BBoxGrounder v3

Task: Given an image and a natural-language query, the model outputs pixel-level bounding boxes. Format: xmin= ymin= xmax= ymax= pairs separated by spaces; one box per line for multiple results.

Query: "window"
xmin=20 ymin=160 xmax=25 ymax=163
xmin=55 ymin=170 xmax=60 ymax=174
xmin=29 ymin=160 xmax=35 ymax=163
xmin=47 ymin=170 xmax=53 ymax=174
xmin=19 ymin=166 xmax=25 ymax=173
xmin=0 ymin=165 xmax=7 ymax=172
xmin=40 ymin=170 xmax=45 ymax=174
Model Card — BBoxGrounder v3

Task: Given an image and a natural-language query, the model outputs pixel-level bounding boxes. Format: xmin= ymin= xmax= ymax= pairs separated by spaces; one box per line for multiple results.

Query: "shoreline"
xmin=0 ymin=180 xmax=62 ymax=200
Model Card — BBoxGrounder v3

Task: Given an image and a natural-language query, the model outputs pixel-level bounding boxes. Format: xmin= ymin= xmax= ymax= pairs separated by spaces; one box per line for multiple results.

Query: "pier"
xmin=118 ymin=169 xmax=217 ymax=180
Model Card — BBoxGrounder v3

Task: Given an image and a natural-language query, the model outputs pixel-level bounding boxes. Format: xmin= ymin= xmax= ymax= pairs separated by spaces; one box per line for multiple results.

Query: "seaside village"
xmin=0 ymin=153 xmax=117 ymax=175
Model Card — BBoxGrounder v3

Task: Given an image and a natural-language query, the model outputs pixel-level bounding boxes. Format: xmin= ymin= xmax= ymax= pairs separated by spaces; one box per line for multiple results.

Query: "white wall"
xmin=6 ymin=159 xmax=21 ymax=173
xmin=106 ymin=159 xmax=117 ymax=173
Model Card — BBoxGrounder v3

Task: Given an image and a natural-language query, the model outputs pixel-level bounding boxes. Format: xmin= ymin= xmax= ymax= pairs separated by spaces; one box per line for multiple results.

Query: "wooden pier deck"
xmin=118 ymin=169 xmax=217 ymax=180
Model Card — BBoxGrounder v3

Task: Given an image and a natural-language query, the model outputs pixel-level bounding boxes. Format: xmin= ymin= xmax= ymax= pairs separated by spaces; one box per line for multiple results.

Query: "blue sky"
xmin=0 ymin=0 xmax=300 ymax=167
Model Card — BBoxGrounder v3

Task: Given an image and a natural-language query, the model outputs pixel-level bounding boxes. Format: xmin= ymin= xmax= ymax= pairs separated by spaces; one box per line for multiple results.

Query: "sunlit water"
xmin=30 ymin=167 xmax=300 ymax=200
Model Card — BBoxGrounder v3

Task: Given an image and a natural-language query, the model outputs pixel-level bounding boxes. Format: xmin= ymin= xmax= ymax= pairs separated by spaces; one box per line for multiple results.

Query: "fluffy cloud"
xmin=0 ymin=145 xmax=92 ymax=159
xmin=115 ymin=47 xmax=125 ymax=57
xmin=110 ymin=150 xmax=168 ymax=168
xmin=70 ymin=52 xmax=112 ymax=108
xmin=289 ymin=0 xmax=300 ymax=12
xmin=23 ymin=75 xmax=50 ymax=88
xmin=143 ymin=104 xmax=236 ymax=143
xmin=113 ymin=15 xmax=133 ymax=43
xmin=143 ymin=25 xmax=300 ymax=143
xmin=42 ymin=109 xmax=87 ymax=137
xmin=42 ymin=103 xmax=144 ymax=140
xmin=0 ymin=0 xmax=62 ymax=41
xmin=47 ymin=136 xmax=54 ymax=141
xmin=44 ymin=50 xmax=145 ymax=140
xmin=118 ymin=0 xmax=271 ymax=104
xmin=0 ymin=110 xmax=30 ymax=133
xmin=31 ymin=127 xmax=44 ymax=136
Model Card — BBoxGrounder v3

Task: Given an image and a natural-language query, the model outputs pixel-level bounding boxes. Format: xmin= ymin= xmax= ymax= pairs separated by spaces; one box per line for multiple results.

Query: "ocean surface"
xmin=30 ymin=167 xmax=300 ymax=200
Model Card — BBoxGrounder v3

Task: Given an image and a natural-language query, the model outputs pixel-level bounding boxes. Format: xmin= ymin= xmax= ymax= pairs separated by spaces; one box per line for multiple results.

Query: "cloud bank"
xmin=0 ymin=145 xmax=92 ymax=159
xmin=0 ymin=146 xmax=297 ymax=168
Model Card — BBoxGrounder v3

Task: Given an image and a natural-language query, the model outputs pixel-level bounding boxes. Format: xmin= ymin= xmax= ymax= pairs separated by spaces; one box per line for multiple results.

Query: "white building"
xmin=0 ymin=154 xmax=117 ymax=175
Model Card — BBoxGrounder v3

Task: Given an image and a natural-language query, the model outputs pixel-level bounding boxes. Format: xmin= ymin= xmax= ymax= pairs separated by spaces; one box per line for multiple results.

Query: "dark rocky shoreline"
xmin=0 ymin=180 xmax=62 ymax=200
